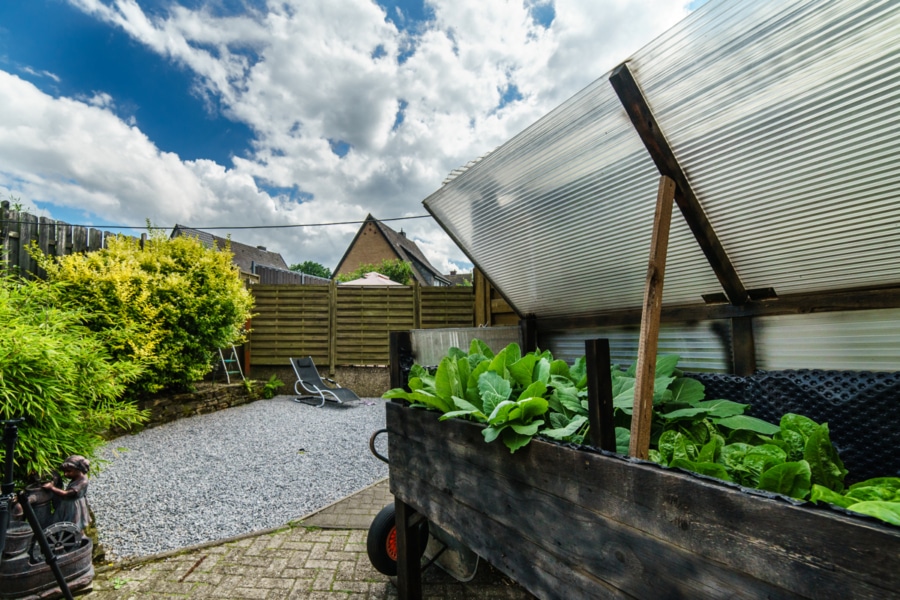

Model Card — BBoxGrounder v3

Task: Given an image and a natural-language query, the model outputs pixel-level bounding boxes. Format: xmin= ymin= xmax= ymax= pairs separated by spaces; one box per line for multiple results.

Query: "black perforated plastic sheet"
xmin=687 ymin=370 xmax=900 ymax=483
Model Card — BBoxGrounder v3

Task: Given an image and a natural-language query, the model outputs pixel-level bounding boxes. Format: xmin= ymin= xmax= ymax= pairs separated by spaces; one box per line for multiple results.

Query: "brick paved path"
xmin=84 ymin=479 xmax=536 ymax=599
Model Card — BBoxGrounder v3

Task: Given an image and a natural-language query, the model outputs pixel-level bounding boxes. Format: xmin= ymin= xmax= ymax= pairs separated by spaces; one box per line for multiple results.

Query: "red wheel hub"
xmin=386 ymin=527 xmax=398 ymax=561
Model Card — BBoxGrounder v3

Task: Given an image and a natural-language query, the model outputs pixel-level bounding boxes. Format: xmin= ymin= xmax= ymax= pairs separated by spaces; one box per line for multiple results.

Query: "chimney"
xmin=450 ymin=270 xmax=457 ymax=276
xmin=399 ymin=229 xmax=406 ymax=238
xmin=257 ymin=245 xmax=267 ymax=251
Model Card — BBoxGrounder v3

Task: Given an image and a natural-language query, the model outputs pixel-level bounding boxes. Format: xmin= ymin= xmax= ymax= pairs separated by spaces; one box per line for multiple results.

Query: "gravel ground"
xmin=89 ymin=395 xmax=389 ymax=560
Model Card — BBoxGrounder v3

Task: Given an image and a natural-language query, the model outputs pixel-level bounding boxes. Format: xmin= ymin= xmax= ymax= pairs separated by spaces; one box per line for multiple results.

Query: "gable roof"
xmin=334 ymin=215 xmax=450 ymax=286
xmin=170 ymin=225 xmax=289 ymax=274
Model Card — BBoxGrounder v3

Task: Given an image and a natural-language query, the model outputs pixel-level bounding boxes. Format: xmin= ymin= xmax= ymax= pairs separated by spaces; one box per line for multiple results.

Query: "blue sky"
xmin=0 ymin=0 xmax=702 ymax=271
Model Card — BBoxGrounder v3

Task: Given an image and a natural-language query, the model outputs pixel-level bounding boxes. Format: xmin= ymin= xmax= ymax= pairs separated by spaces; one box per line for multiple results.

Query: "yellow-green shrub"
xmin=35 ymin=232 xmax=254 ymax=397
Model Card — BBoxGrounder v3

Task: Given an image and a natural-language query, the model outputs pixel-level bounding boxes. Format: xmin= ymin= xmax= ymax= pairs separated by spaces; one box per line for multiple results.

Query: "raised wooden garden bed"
xmin=386 ymin=401 xmax=900 ymax=600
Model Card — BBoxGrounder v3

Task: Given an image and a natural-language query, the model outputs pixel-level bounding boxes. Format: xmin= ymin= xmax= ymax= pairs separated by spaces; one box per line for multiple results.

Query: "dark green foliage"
xmin=336 ymin=259 xmax=413 ymax=285
xmin=289 ymin=261 xmax=332 ymax=279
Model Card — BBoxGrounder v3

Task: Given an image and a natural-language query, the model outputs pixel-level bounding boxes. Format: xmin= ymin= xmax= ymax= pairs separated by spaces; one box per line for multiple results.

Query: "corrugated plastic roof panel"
xmin=424 ymin=0 xmax=900 ymax=319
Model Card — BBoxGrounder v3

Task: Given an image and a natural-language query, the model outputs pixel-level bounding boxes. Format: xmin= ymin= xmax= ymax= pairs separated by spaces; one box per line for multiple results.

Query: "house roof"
xmin=424 ymin=0 xmax=900 ymax=322
xmin=443 ymin=272 xmax=473 ymax=286
xmin=170 ymin=225 xmax=289 ymax=274
xmin=335 ymin=215 xmax=450 ymax=286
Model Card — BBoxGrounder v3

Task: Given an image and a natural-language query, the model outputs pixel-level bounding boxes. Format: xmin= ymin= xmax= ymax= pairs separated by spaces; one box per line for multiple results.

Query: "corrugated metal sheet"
xmin=411 ymin=326 xmax=520 ymax=367
xmin=424 ymin=0 xmax=900 ymax=319
xmin=755 ymin=309 xmax=900 ymax=371
xmin=635 ymin=0 xmax=900 ymax=297
xmin=540 ymin=322 xmax=731 ymax=373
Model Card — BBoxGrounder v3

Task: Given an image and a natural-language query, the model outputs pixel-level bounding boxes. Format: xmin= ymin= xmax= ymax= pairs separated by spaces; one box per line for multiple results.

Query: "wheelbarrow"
xmin=366 ymin=428 xmax=480 ymax=581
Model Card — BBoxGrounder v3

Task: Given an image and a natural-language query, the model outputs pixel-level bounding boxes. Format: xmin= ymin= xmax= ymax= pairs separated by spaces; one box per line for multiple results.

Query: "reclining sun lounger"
xmin=289 ymin=356 xmax=361 ymax=407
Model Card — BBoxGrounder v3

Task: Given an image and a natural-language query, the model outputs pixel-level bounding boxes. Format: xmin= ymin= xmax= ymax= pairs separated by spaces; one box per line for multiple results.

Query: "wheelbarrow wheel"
xmin=366 ymin=503 xmax=428 ymax=576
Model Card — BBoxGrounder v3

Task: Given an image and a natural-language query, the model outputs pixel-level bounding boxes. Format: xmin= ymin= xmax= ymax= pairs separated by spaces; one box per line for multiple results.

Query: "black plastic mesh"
xmin=686 ymin=370 xmax=900 ymax=483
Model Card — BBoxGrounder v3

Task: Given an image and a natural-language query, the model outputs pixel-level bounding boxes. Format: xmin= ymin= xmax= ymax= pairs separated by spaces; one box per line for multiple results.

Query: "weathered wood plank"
xmin=387 ymin=403 xmax=900 ymax=600
xmin=391 ymin=467 xmax=627 ymax=600
xmin=609 ymin=62 xmax=747 ymax=306
xmin=630 ymin=175 xmax=675 ymax=459
xmin=395 ymin=498 xmax=423 ymax=600
xmin=18 ymin=211 xmax=37 ymax=278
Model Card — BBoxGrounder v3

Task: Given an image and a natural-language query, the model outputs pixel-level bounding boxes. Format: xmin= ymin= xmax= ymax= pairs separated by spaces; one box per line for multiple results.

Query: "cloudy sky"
xmin=0 ymin=0 xmax=705 ymax=274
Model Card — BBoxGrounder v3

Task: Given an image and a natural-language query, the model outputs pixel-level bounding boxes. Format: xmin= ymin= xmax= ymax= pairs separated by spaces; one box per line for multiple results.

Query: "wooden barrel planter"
xmin=386 ymin=401 xmax=900 ymax=600
xmin=0 ymin=521 xmax=94 ymax=600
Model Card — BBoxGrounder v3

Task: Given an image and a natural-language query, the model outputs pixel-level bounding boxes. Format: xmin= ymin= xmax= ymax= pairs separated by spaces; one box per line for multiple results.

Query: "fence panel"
xmin=248 ymin=284 xmax=475 ymax=368
xmin=334 ymin=286 xmax=416 ymax=365
xmin=420 ymin=286 xmax=475 ymax=329
xmin=1 ymin=204 xmax=141 ymax=279
xmin=249 ymin=285 xmax=332 ymax=366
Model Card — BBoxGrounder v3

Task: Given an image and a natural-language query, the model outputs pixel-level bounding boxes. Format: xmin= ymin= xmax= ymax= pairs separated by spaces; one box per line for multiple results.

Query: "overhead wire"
xmin=0 ymin=213 xmax=434 ymax=232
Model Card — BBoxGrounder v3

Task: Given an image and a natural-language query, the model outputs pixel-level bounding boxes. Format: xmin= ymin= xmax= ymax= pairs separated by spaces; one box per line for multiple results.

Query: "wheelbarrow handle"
xmin=368 ymin=428 xmax=389 ymax=464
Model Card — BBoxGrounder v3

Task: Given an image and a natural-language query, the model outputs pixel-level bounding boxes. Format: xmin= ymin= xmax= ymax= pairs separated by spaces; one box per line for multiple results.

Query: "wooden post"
xmin=519 ymin=314 xmax=537 ymax=353
xmin=395 ymin=498 xmax=423 ymax=600
xmin=389 ymin=330 xmax=413 ymax=391
xmin=629 ymin=175 xmax=676 ymax=459
xmin=474 ymin=268 xmax=489 ymax=326
xmin=586 ymin=339 xmax=616 ymax=452
xmin=328 ymin=279 xmax=337 ymax=375
xmin=412 ymin=280 xmax=421 ymax=330
xmin=731 ymin=316 xmax=757 ymax=376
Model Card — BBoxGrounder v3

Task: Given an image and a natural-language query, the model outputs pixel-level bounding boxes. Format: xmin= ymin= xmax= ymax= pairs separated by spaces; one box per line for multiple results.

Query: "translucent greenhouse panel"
xmin=755 ymin=309 xmax=900 ymax=371
xmin=410 ymin=326 xmax=520 ymax=367
xmin=425 ymin=79 xmax=723 ymax=319
xmin=631 ymin=0 xmax=900 ymax=296
xmin=540 ymin=322 xmax=731 ymax=373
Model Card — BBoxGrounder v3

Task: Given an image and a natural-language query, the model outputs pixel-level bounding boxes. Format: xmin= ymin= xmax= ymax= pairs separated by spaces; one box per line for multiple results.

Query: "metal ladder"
xmin=218 ymin=345 xmax=244 ymax=384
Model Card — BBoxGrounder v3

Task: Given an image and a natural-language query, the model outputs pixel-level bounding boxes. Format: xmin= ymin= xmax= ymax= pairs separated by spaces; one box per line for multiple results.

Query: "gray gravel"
xmin=89 ymin=395 xmax=389 ymax=560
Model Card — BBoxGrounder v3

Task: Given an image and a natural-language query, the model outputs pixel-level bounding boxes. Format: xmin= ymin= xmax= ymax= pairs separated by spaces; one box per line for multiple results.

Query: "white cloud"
xmin=2 ymin=0 xmax=693 ymax=272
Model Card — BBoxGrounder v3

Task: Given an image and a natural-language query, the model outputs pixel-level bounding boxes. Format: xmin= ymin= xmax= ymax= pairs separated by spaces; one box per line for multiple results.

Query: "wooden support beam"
xmin=609 ymin=62 xmax=748 ymax=306
xmin=519 ymin=314 xmax=538 ymax=354
xmin=395 ymin=498 xmax=423 ymax=600
xmin=731 ymin=316 xmax=757 ymax=376
xmin=586 ymin=338 xmax=616 ymax=452
xmin=536 ymin=285 xmax=900 ymax=332
xmin=629 ymin=175 xmax=676 ymax=460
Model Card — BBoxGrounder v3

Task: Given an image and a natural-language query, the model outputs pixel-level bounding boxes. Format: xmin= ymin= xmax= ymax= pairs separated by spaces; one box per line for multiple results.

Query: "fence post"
xmin=328 ymin=279 xmax=337 ymax=375
xmin=413 ymin=281 xmax=421 ymax=329
xmin=0 ymin=200 xmax=9 ymax=275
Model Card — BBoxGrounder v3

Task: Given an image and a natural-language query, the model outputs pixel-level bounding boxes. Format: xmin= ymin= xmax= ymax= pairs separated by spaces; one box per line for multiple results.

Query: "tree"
xmin=336 ymin=259 xmax=413 ymax=285
xmin=289 ymin=260 xmax=332 ymax=279
xmin=34 ymin=232 xmax=254 ymax=397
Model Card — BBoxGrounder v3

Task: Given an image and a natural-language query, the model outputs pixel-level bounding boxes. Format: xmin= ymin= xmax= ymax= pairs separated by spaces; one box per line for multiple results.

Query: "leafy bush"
xmin=0 ymin=276 xmax=146 ymax=484
xmin=289 ymin=261 xmax=331 ymax=279
xmin=34 ymin=232 xmax=254 ymax=397
xmin=336 ymin=259 xmax=413 ymax=285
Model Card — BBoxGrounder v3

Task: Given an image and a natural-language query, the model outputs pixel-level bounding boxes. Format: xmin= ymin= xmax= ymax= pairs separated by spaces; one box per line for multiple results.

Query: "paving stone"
xmin=87 ymin=479 xmax=536 ymax=600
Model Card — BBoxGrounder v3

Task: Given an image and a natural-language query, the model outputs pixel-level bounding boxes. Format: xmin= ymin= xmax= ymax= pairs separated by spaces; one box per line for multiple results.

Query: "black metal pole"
xmin=19 ymin=489 xmax=75 ymax=600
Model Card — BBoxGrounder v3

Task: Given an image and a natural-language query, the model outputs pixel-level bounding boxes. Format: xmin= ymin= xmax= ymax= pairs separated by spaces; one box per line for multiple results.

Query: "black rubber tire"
xmin=366 ymin=503 xmax=428 ymax=576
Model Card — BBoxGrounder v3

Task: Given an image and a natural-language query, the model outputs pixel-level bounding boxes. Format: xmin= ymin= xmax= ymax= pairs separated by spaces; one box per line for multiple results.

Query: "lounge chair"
xmin=289 ymin=357 xmax=361 ymax=407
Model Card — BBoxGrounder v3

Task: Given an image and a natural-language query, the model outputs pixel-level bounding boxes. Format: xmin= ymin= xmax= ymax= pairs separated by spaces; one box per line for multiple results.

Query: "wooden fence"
xmin=249 ymin=283 xmax=475 ymax=371
xmin=0 ymin=202 xmax=142 ymax=279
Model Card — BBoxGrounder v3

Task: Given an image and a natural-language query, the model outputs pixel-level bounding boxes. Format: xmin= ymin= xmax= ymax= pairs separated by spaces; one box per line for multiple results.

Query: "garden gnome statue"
xmin=41 ymin=455 xmax=91 ymax=531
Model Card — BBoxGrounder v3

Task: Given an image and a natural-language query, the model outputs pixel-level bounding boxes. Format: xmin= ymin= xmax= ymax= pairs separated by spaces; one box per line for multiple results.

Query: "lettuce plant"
xmin=385 ymin=341 xmax=899 ymax=527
